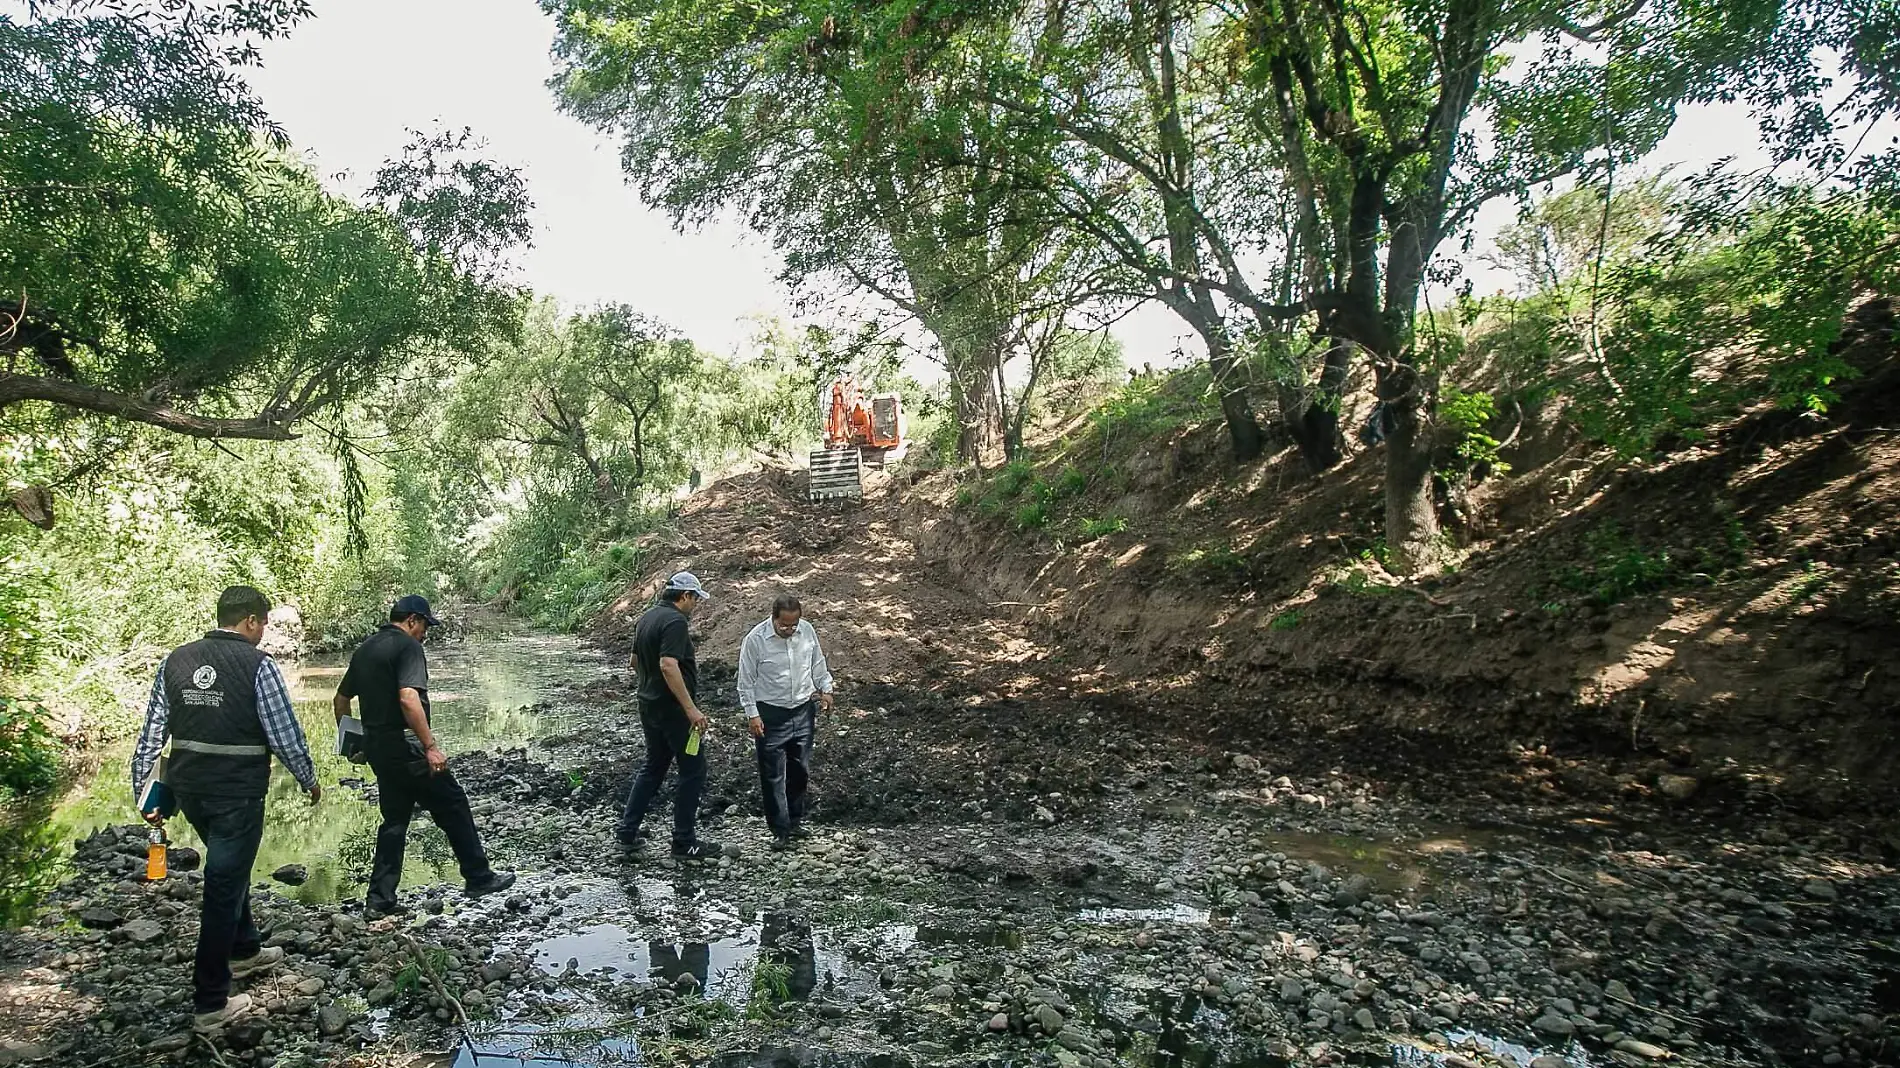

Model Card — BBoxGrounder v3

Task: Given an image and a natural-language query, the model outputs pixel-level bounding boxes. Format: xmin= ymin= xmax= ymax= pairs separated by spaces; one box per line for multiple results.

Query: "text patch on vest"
xmin=183 ymin=664 xmax=224 ymax=707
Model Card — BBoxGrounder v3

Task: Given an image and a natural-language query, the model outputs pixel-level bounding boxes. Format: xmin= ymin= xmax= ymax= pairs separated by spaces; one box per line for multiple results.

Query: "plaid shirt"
xmin=131 ymin=649 xmax=318 ymax=800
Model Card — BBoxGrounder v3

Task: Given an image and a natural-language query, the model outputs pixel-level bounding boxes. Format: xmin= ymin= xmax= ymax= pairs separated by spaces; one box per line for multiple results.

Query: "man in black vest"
xmin=130 ymin=586 xmax=321 ymax=1032
xmin=332 ymin=595 xmax=514 ymax=917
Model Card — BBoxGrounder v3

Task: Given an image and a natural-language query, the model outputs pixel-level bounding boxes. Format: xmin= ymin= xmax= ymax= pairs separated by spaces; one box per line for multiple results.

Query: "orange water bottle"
xmin=146 ymin=823 xmax=168 ymax=881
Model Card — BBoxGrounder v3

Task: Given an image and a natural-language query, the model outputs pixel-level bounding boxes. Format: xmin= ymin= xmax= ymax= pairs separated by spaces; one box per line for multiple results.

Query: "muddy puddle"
xmin=5 ymin=618 xmax=612 ymax=913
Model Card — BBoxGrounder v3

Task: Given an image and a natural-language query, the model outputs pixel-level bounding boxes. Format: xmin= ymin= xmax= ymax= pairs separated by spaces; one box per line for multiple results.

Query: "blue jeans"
xmin=174 ymin=792 xmax=265 ymax=1012
xmin=755 ymin=700 xmax=815 ymax=838
xmin=617 ymin=701 xmax=706 ymax=848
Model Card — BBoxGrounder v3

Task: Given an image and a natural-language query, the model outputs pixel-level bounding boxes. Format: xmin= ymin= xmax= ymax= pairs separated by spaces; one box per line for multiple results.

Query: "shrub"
xmin=1077 ymin=515 xmax=1127 ymax=540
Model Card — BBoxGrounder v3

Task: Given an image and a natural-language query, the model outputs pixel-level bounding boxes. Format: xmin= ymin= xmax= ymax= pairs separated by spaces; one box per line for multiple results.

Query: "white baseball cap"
xmin=665 ymin=571 xmax=711 ymax=600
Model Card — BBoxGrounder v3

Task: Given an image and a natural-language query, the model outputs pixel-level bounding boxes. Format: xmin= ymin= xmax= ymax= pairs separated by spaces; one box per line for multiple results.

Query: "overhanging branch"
xmin=0 ymin=373 xmax=298 ymax=440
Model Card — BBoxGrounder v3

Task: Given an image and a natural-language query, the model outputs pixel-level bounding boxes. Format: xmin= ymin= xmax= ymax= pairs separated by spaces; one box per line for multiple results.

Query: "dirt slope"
xmin=596 ymin=299 xmax=1900 ymax=850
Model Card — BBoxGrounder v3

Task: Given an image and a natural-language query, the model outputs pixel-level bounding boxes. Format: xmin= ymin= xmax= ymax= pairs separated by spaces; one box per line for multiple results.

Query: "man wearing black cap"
xmin=332 ymin=595 xmax=514 ymax=916
xmin=617 ymin=571 xmax=723 ymax=860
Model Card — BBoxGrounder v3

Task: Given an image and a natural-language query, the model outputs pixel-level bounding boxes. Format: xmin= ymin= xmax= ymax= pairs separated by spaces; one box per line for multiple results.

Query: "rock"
xmin=926 ymin=983 xmax=956 ymax=1001
xmin=0 ymin=1040 xmax=47 ymax=1065
xmin=294 ymin=977 xmax=325 ymax=996
xmin=122 ymin=918 xmax=165 ymax=943
xmin=1233 ymin=754 xmax=1262 ymax=773
xmin=272 ymin=864 xmax=308 ymax=886
xmin=148 ymin=1035 xmax=193 ymax=1055
xmin=318 ymin=1005 xmax=351 ymax=1036
xmin=1353 ymin=1008 xmax=1377 ymax=1030
xmin=166 ymin=846 xmax=202 ymax=872
xmin=367 ymin=981 xmax=397 ymax=1006
xmin=988 ymin=1013 xmax=1010 ymax=1032
xmin=1616 ymin=1039 xmax=1671 ymax=1059
xmin=1533 ymin=1014 xmax=1577 ymax=1037
xmin=1280 ymin=977 xmax=1305 ymax=1002
xmin=1803 ymin=879 xmax=1838 ymax=901
xmin=1530 ymin=1057 xmax=1572 ymax=1068
xmin=331 ymin=914 xmax=361 ymax=938
xmin=78 ymin=907 xmax=125 ymax=929
xmin=722 ymin=843 xmax=743 ymax=859
xmin=1035 ymin=1004 xmax=1066 ymax=1035
xmin=1655 ymin=775 xmax=1698 ymax=800
xmin=1033 ymin=806 xmax=1057 ymax=826
xmin=481 ymin=962 xmax=512 ymax=984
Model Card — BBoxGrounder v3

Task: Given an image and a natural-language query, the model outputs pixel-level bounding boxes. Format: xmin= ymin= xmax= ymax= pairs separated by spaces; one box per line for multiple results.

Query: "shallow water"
xmin=6 ymin=619 xmax=612 ymax=914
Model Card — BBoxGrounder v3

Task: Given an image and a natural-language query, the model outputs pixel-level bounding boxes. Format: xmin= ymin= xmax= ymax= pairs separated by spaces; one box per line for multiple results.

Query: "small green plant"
xmin=1357 ymin=542 xmax=1396 ymax=570
xmin=394 ymin=946 xmax=455 ymax=996
xmin=1167 ymin=542 xmax=1250 ymax=584
xmin=1014 ymin=501 xmax=1049 ymax=531
xmin=1439 ymin=387 xmax=1510 ymax=473
xmin=1078 ymin=515 xmax=1127 ymax=540
xmin=1556 ymin=523 xmax=1699 ymax=605
xmin=1052 ymin=465 xmax=1089 ymax=499
xmin=564 ymin=768 xmax=585 ymax=790
xmin=1268 ymin=609 xmax=1303 ymax=631
xmin=748 ymin=958 xmax=793 ymax=1018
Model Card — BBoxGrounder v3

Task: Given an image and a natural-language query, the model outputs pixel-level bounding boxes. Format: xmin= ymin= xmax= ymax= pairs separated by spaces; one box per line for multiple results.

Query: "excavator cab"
xmin=809 ymin=376 xmax=906 ymax=500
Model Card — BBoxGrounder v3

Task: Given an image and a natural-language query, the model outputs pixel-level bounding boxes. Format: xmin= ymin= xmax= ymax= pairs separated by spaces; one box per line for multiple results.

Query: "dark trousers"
xmin=175 ymin=791 xmax=265 ymax=1012
xmin=617 ymin=701 xmax=706 ymax=848
xmin=755 ymin=700 xmax=815 ymax=838
xmin=365 ymin=750 xmax=492 ymax=908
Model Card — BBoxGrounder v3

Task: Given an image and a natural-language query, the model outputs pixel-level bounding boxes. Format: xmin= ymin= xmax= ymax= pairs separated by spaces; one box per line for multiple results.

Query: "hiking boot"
xmin=465 ymin=871 xmax=518 ymax=897
xmin=769 ymin=836 xmax=794 ymax=853
xmin=229 ymin=946 xmax=284 ymax=981
xmin=192 ymin=992 xmax=253 ymax=1033
xmin=671 ymin=840 xmax=723 ymax=861
xmin=789 ymin=825 xmax=814 ymax=840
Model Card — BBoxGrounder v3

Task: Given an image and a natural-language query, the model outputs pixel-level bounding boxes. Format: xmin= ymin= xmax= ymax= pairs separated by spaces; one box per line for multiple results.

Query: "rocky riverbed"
xmin=3 ymin=627 xmax=1896 ymax=1068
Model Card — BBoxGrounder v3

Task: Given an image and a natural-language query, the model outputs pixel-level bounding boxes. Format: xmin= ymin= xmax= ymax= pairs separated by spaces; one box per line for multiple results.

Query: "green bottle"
xmin=684 ymin=726 xmax=701 ymax=756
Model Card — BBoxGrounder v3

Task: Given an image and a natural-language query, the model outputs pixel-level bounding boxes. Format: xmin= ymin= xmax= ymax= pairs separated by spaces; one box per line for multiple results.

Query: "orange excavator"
xmin=809 ymin=376 xmax=906 ymax=500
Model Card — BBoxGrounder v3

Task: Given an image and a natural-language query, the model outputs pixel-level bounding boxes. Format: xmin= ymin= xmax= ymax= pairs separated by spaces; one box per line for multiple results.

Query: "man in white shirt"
xmin=736 ymin=594 xmax=834 ymax=849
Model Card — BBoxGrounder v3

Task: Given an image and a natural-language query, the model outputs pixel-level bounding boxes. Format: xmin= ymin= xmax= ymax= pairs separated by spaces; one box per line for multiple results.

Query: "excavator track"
xmin=807 ymin=445 xmax=864 ymax=500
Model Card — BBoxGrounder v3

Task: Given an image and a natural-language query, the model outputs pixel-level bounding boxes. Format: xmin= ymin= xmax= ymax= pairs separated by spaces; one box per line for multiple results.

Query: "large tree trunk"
xmin=1205 ymin=328 xmax=1263 ymax=463
xmin=1380 ymin=386 xmax=1438 ymax=573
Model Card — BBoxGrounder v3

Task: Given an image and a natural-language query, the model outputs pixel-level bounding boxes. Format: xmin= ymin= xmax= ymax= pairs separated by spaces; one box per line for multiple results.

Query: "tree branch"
xmin=0 ymin=373 xmax=298 ymax=439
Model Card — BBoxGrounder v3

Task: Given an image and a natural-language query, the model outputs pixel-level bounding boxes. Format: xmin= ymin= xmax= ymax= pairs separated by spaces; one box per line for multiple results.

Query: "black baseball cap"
xmin=391 ymin=594 xmax=442 ymax=627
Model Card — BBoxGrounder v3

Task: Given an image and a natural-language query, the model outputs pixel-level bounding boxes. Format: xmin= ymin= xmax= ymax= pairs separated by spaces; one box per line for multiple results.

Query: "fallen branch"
xmin=400 ymin=932 xmax=470 ymax=1028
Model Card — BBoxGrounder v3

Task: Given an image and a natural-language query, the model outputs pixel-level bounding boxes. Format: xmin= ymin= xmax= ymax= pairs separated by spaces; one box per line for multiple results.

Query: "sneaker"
xmin=465 ymin=871 xmax=518 ymax=897
xmin=229 ymin=946 xmax=284 ymax=980
xmin=192 ymin=992 xmax=253 ymax=1033
xmin=671 ymin=840 xmax=723 ymax=861
xmin=769 ymin=836 xmax=793 ymax=853
xmin=789 ymin=825 xmax=815 ymax=840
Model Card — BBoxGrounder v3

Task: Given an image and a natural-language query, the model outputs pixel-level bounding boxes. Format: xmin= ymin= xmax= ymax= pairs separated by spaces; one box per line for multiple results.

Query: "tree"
xmin=0 ymin=3 xmax=530 ymax=444
xmin=542 ymin=0 xmax=1103 ymax=463
xmin=1231 ymin=0 xmax=1900 ymax=569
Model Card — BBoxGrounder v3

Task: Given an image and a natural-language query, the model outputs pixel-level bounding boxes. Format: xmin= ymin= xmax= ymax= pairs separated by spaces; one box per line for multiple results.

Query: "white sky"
xmin=222 ymin=2 xmax=1880 ymax=378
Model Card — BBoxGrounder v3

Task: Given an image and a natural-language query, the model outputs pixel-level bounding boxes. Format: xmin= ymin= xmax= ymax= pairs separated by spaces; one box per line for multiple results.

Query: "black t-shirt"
xmin=633 ymin=603 xmax=695 ymax=707
xmin=340 ymin=625 xmax=430 ymax=735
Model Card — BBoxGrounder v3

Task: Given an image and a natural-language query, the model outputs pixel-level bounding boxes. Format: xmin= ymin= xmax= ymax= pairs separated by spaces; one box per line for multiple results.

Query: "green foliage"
xmin=1077 ymin=515 xmax=1127 ymax=541
xmin=748 ymin=958 xmax=793 ymax=1019
xmin=1555 ymin=518 xmax=1750 ymax=606
xmin=0 ymin=697 xmax=58 ymax=802
xmin=1086 ymin=368 xmax=1218 ymax=451
xmin=1014 ymin=501 xmax=1049 ymax=531
xmin=1166 ymin=542 xmax=1251 ymax=585
xmin=1 ymin=4 xmax=529 ymax=441
xmin=1438 ymin=388 xmax=1510 ymax=474
xmin=1268 ymin=609 xmax=1303 ymax=632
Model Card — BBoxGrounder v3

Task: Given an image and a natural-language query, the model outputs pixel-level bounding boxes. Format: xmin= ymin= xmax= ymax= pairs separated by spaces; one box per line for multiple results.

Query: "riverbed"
xmin=2 ymin=619 xmax=1895 ymax=1068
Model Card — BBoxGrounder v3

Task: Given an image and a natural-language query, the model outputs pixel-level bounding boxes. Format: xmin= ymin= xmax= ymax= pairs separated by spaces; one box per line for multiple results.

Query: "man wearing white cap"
xmin=617 ymin=571 xmax=723 ymax=860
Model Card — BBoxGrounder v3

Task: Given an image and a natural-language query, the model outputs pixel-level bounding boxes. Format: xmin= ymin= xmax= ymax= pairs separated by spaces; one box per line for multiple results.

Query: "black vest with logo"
xmin=162 ymin=631 xmax=273 ymax=798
